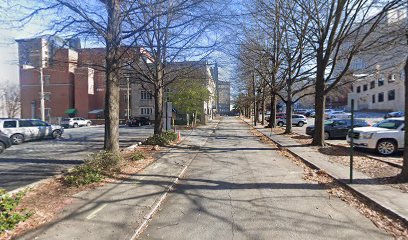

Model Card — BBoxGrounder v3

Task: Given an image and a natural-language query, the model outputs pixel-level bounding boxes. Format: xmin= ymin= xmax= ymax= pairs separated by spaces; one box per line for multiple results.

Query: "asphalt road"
xmin=0 ymin=125 xmax=154 ymax=192
xmin=140 ymin=117 xmax=391 ymax=239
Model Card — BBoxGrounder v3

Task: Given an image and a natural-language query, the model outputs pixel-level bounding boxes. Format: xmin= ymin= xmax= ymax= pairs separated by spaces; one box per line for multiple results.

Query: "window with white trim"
xmin=141 ymin=90 xmax=152 ymax=100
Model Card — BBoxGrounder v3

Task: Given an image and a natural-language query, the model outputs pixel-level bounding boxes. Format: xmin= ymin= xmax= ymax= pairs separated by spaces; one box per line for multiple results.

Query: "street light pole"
xmin=39 ymin=67 xmax=45 ymax=121
xmin=127 ymin=76 xmax=130 ymax=120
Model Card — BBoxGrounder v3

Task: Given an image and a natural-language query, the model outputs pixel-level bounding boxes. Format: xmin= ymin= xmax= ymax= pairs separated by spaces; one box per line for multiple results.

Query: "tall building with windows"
xmin=217 ymin=81 xmax=231 ymax=114
xmin=333 ymin=9 xmax=408 ymax=111
xmin=16 ymin=36 xmax=140 ymax=122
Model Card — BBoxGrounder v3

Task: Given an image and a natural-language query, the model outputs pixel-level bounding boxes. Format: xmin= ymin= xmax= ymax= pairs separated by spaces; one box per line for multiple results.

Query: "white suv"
xmin=346 ymin=117 xmax=404 ymax=155
xmin=277 ymin=114 xmax=308 ymax=127
xmin=0 ymin=119 xmax=64 ymax=145
xmin=61 ymin=117 xmax=92 ymax=128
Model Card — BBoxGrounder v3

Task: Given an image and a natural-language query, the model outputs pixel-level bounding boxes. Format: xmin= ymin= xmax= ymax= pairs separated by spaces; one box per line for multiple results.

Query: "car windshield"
xmin=373 ymin=119 xmax=404 ymax=129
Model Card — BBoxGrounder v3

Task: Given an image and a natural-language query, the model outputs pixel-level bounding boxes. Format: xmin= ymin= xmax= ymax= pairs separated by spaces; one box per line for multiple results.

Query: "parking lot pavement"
xmin=289 ymin=118 xmax=403 ymax=165
xmin=0 ymin=125 xmax=154 ymax=192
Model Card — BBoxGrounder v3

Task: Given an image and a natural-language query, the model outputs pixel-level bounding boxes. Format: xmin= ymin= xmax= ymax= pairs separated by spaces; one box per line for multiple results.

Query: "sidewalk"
xmin=242 ymin=118 xmax=408 ymax=225
xmin=17 ymin=121 xmax=219 ymax=240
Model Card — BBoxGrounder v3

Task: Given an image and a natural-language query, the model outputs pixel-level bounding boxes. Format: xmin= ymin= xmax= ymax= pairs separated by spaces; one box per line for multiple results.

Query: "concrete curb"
xmin=241 ymin=118 xmax=408 ymax=226
xmin=128 ymin=120 xmax=220 ymax=239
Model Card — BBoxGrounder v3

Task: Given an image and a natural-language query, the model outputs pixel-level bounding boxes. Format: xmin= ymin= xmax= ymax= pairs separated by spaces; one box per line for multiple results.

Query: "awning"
xmin=64 ymin=108 xmax=77 ymax=115
xmin=88 ymin=109 xmax=104 ymax=114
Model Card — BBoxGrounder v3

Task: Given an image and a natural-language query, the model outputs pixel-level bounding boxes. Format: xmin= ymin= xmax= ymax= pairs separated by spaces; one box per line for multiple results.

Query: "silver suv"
xmin=61 ymin=117 xmax=92 ymax=128
xmin=0 ymin=119 xmax=64 ymax=145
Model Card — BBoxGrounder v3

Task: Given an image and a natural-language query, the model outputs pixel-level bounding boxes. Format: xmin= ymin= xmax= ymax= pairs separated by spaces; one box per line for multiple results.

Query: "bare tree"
xmin=124 ymin=0 xmax=220 ymax=134
xmin=297 ymin=0 xmax=403 ymax=146
xmin=0 ymin=82 xmax=20 ymax=118
xmin=3 ymin=0 xmax=157 ymax=154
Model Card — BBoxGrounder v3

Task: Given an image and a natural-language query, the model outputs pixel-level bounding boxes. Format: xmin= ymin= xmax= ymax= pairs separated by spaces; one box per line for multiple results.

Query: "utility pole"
xmin=39 ymin=67 xmax=45 ymax=121
xmin=253 ymin=68 xmax=257 ymax=126
xmin=127 ymin=76 xmax=130 ymax=120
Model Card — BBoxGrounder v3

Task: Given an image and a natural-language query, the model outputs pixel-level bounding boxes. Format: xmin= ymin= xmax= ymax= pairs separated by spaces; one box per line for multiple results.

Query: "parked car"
xmin=0 ymin=132 xmax=12 ymax=154
xmin=265 ymin=112 xmax=286 ymax=122
xmin=126 ymin=117 xmax=151 ymax=127
xmin=327 ymin=111 xmax=352 ymax=119
xmin=61 ymin=117 xmax=92 ymax=128
xmin=308 ymin=111 xmax=316 ymax=118
xmin=306 ymin=118 xmax=369 ymax=140
xmin=276 ymin=114 xmax=308 ymax=127
xmin=0 ymin=119 xmax=64 ymax=145
xmin=294 ymin=109 xmax=308 ymax=115
xmin=384 ymin=111 xmax=404 ymax=119
xmin=346 ymin=117 xmax=404 ymax=155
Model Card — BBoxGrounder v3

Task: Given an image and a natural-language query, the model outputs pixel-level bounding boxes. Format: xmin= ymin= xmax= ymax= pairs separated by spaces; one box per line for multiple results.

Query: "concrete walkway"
xmin=18 ymin=121 xmax=218 ymax=240
xmin=139 ymin=117 xmax=391 ymax=239
xmin=242 ymin=118 xmax=408 ymax=225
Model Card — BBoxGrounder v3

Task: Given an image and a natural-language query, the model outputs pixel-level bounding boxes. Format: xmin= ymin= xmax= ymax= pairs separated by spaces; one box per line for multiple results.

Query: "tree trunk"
xmin=401 ymin=56 xmax=408 ymax=179
xmin=285 ymin=92 xmax=293 ymax=134
xmin=261 ymin=87 xmax=265 ymax=125
xmin=269 ymin=93 xmax=277 ymax=128
xmin=154 ymin=87 xmax=164 ymax=134
xmin=103 ymin=0 xmax=121 ymax=154
xmin=312 ymin=66 xmax=326 ymax=146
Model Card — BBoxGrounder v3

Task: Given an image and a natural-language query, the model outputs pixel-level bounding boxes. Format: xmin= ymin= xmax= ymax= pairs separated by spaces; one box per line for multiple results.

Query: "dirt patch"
xmin=1 ymin=146 xmax=157 ymax=240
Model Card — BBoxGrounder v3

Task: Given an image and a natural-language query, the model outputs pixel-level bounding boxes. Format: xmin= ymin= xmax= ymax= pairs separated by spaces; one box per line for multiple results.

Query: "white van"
xmin=0 ymin=119 xmax=64 ymax=145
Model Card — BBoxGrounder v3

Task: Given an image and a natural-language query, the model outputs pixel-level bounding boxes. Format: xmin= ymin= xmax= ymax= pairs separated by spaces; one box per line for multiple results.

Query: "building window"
xmin=363 ymin=84 xmax=368 ymax=91
xmin=351 ymin=85 xmax=354 ymax=92
xmin=370 ymin=81 xmax=375 ymax=89
xmin=44 ymin=75 xmax=50 ymax=85
xmin=388 ymin=89 xmax=395 ymax=101
xmin=378 ymin=92 xmax=384 ymax=102
xmin=378 ymin=77 xmax=384 ymax=87
xmin=372 ymin=95 xmax=375 ymax=103
xmin=140 ymin=107 xmax=153 ymax=115
xmin=140 ymin=90 xmax=152 ymax=100
xmin=43 ymin=92 xmax=51 ymax=101
xmin=356 ymin=86 xmax=361 ymax=93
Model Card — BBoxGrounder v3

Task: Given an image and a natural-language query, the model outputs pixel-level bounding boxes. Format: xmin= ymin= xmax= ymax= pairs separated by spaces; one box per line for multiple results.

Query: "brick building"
xmin=17 ymin=36 xmax=139 ymax=122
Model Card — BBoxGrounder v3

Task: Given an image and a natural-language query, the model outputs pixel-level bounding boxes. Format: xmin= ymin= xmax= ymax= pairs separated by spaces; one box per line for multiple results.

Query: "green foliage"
xmin=169 ymin=79 xmax=211 ymax=115
xmin=64 ymin=151 xmax=122 ymax=187
xmin=130 ymin=150 xmax=145 ymax=161
xmin=143 ymin=131 xmax=178 ymax=146
xmin=0 ymin=188 xmax=32 ymax=232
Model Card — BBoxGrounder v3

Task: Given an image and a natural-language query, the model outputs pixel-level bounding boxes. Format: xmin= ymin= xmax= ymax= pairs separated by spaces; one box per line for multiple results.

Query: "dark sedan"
xmin=126 ymin=117 xmax=151 ymax=127
xmin=0 ymin=132 xmax=12 ymax=154
xmin=384 ymin=111 xmax=404 ymax=119
xmin=306 ymin=118 xmax=369 ymax=140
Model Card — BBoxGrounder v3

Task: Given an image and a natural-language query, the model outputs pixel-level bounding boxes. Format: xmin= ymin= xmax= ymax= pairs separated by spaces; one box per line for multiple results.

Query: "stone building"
xmin=217 ymin=80 xmax=231 ymax=114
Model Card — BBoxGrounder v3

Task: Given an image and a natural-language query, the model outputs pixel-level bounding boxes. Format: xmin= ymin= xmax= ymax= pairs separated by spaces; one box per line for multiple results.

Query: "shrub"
xmin=64 ymin=165 xmax=104 ymax=187
xmin=64 ymin=151 xmax=122 ymax=186
xmin=143 ymin=131 xmax=178 ymax=146
xmin=130 ymin=150 xmax=145 ymax=161
xmin=0 ymin=188 xmax=32 ymax=232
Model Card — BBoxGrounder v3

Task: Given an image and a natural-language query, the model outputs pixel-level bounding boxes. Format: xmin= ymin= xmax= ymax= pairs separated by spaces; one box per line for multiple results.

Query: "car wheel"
xmin=324 ymin=132 xmax=330 ymax=140
xmin=73 ymin=123 xmax=79 ymax=128
xmin=86 ymin=122 xmax=91 ymax=127
xmin=377 ymin=140 xmax=396 ymax=155
xmin=138 ymin=122 xmax=142 ymax=127
xmin=277 ymin=121 xmax=284 ymax=127
xmin=11 ymin=134 xmax=24 ymax=145
xmin=148 ymin=121 xmax=151 ymax=125
xmin=297 ymin=121 xmax=304 ymax=127
xmin=52 ymin=130 xmax=62 ymax=139
xmin=0 ymin=142 xmax=5 ymax=154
